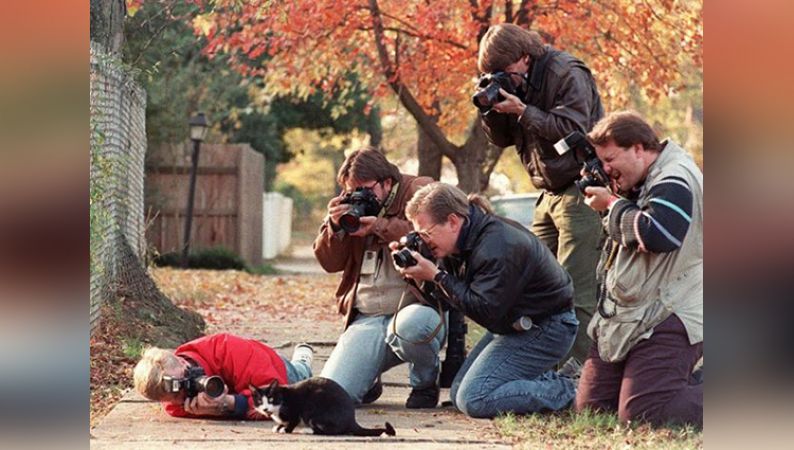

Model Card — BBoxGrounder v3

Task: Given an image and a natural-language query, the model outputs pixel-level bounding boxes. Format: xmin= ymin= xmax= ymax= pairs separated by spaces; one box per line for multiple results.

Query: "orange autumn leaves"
xmin=193 ymin=0 xmax=701 ymax=135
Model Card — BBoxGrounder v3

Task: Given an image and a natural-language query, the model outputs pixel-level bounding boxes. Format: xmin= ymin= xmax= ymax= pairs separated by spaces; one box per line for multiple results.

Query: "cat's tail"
xmin=351 ymin=421 xmax=396 ymax=437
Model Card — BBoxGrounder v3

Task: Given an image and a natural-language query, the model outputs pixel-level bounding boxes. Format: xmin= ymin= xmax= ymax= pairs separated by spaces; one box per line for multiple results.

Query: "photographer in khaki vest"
xmin=314 ymin=147 xmax=442 ymax=409
xmin=575 ymin=111 xmax=703 ymax=428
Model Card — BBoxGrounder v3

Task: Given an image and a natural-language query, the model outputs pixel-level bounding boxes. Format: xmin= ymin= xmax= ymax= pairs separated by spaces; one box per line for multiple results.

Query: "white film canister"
xmin=512 ymin=316 xmax=533 ymax=331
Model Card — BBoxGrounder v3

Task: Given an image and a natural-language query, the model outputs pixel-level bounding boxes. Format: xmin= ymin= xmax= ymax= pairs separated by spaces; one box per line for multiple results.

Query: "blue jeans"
xmin=320 ymin=304 xmax=446 ymax=403
xmin=450 ymin=309 xmax=579 ymax=418
xmin=280 ymin=355 xmax=312 ymax=384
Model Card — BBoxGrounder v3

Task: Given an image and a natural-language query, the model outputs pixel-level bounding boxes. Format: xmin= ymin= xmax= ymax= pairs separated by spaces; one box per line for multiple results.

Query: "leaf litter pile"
xmin=90 ymin=268 xmax=340 ymax=427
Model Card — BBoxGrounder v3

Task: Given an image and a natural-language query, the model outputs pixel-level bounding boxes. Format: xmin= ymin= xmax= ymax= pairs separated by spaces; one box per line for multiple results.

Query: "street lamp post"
xmin=182 ymin=112 xmax=209 ymax=268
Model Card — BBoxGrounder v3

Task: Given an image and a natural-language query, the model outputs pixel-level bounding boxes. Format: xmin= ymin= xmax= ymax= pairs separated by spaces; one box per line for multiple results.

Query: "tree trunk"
xmin=452 ymin=117 xmax=507 ymax=193
xmin=367 ymin=105 xmax=383 ymax=149
xmin=369 ymin=0 xmax=506 ymax=192
xmin=90 ymin=0 xmax=127 ymax=54
xmin=416 ymin=109 xmax=443 ymax=180
xmin=452 ymin=150 xmax=479 ymax=193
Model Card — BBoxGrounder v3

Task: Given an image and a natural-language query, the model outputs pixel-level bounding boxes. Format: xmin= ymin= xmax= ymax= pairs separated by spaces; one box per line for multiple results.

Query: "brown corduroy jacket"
xmin=313 ymin=174 xmax=434 ymax=329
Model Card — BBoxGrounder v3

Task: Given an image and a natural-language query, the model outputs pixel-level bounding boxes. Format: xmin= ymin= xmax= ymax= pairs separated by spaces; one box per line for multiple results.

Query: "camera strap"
xmin=378 ymin=181 xmax=399 ymax=217
xmin=596 ymin=240 xmax=619 ymax=319
xmin=390 ymin=279 xmax=447 ymax=345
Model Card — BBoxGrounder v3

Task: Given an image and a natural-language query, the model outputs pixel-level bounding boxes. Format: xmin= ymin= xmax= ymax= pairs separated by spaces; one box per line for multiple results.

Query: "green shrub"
xmin=154 ymin=247 xmax=281 ymax=275
xmin=154 ymin=246 xmax=246 ymax=271
xmin=248 ymin=264 xmax=280 ymax=275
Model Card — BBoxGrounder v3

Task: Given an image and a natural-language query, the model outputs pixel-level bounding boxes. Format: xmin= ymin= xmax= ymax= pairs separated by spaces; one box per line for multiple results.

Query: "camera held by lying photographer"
xmin=163 ymin=366 xmax=226 ymax=399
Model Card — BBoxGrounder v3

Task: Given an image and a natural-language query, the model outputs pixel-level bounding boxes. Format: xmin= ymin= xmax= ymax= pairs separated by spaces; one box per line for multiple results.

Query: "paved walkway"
xmin=90 ymin=244 xmax=512 ymax=449
xmin=271 ymin=240 xmax=327 ymax=275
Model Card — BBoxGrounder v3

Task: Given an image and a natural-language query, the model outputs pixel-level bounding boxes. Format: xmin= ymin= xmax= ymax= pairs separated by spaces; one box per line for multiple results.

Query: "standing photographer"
xmin=575 ymin=111 xmax=703 ymax=427
xmin=314 ymin=147 xmax=443 ymax=408
xmin=394 ymin=182 xmax=578 ymax=418
xmin=476 ymin=23 xmax=604 ymax=370
xmin=133 ymin=333 xmax=313 ymax=419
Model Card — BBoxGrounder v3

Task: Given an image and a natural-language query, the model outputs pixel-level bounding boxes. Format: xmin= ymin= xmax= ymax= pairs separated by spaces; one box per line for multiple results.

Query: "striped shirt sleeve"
xmin=606 ymin=176 xmax=693 ymax=253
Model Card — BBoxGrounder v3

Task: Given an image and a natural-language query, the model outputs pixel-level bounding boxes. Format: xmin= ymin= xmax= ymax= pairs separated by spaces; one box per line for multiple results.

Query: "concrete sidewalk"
xmin=90 ymin=243 xmax=512 ymax=449
xmin=271 ymin=241 xmax=326 ymax=275
xmin=91 ymin=343 xmax=510 ymax=449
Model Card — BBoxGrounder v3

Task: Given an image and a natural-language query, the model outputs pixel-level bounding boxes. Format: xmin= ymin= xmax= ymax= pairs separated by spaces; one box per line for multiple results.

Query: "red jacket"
xmin=163 ymin=333 xmax=287 ymax=420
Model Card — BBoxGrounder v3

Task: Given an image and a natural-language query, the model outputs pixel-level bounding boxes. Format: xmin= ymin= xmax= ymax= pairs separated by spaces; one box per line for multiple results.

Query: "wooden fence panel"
xmin=145 ymin=143 xmax=263 ymax=266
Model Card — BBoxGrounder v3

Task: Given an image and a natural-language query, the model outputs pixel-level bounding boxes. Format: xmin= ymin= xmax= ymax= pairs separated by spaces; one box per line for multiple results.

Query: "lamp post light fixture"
xmin=182 ymin=112 xmax=209 ymax=268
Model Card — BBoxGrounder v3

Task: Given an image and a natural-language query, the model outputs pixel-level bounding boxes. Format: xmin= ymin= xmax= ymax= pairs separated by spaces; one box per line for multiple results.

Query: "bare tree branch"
xmin=367 ymin=0 xmax=456 ymax=158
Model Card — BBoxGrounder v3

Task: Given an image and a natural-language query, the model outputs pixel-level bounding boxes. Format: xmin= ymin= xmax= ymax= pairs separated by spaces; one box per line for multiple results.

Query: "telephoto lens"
xmin=197 ymin=375 xmax=226 ymax=398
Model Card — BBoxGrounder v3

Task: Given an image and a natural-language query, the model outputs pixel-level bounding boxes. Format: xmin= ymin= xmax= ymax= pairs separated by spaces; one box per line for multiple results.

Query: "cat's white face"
xmin=254 ymin=396 xmax=282 ymax=422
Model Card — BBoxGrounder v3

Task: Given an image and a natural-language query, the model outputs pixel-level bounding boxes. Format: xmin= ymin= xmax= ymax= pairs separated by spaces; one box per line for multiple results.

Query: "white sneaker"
xmin=291 ymin=343 xmax=314 ymax=367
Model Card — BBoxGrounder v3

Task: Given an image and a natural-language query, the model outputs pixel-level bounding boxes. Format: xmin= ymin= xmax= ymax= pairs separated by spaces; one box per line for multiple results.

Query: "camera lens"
xmin=392 ymin=249 xmax=417 ymax=268
xmin=200 ymin=376 xmax=226 ymax=398
xmin=339 ymin=213 xmax=360 ymax=233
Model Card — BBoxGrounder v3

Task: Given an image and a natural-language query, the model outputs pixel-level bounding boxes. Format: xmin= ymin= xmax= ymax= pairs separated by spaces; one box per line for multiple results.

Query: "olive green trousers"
xmin=531 ymin=184 xmax=603 ymax=364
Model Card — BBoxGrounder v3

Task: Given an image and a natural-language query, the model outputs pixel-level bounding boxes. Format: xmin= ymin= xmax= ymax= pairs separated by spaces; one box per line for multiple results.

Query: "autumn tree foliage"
xmin=192 ymin=0 xmax=702 ymax=192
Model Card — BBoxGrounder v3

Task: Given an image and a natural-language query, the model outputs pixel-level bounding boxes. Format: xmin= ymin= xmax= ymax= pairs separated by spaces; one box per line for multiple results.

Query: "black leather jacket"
xmin=481 ymin=46 xmax=603 ymax=193
xmin=435 ymin=206 xmax=574 ymax=335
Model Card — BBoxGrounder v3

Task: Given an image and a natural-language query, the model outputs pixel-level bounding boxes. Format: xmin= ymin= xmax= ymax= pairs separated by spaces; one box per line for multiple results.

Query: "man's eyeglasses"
xmin=416 ymin=222 xmax=440 ymax=241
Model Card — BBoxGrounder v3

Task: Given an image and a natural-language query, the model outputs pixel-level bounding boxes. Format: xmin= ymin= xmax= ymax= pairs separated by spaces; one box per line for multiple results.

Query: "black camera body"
xmin=339 ymin=187 xmax=381 ymax=233
xmin=554 ymin=131 xmax=611 ymax=194
xmin=472 ymin=71 xmax=516 ymax=113
xmin=392 ymin=231 xmax=434 ymax=268
xmin=163 ymin=366 xmax=226 ymax=399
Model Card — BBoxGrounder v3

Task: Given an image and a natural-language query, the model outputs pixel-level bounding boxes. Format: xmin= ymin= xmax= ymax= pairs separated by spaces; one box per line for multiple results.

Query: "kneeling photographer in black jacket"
xmin=390 ymin=182 xmax=579 ymax=418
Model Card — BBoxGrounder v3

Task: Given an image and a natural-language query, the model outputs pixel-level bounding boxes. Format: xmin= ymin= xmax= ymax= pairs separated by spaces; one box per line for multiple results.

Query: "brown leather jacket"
xmin=481 ymin=46 xmax=603 ymax=193
xmin=313 ymin=174 xmax=434 ymax=329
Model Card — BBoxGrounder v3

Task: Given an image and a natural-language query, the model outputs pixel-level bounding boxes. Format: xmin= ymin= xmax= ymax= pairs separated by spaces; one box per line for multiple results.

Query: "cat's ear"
xmin=268 ymin=379 xmax=279 ymax=390
xmin=249 ymin=384 xmax=260 ymax=394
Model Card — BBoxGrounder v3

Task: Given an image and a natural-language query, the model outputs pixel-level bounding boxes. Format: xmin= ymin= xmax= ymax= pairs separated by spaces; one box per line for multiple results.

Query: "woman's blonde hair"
xmin=133 ymin=347 xmax=182 ymax=401
xmin=406 ymin=182 xmax=493 ymax=225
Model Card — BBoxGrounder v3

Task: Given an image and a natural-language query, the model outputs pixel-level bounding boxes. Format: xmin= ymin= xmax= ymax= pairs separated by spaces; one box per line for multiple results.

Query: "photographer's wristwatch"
xmin=433 ymin=269 xmax=448 ymax=285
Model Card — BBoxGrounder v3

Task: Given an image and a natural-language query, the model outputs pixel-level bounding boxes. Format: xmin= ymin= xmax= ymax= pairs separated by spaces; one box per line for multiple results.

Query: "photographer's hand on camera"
xmin=347 ymin=216 xmax=377 ymax=237
xmin=326 ymin=195 xmax=350 ymax=230
xmin=492 ymin=88 xmax=526 ymax=115
xmin=390 ymin=249 xmax=439 ymax=283
xmin=182 ymin=385 xmax=232 ymax=416
xmin=583 ymin=186 xmax=616 ymax=212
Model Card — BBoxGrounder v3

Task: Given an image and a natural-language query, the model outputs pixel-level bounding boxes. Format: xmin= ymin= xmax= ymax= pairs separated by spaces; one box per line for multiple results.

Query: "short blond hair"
xmin=133 ymin=347 xmax=182 ymax=401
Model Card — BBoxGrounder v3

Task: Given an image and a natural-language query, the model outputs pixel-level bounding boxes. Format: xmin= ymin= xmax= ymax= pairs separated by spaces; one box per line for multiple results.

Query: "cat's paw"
xmin=272 ymin=425 xmax=284 ymax=433
xmin=301 ymin=428 xmax=315 ymax=435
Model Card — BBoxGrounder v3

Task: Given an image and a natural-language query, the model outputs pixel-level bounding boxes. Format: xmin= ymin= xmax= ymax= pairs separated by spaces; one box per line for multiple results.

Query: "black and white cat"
xmin=250 ymin=377 xmax=396 ymax=437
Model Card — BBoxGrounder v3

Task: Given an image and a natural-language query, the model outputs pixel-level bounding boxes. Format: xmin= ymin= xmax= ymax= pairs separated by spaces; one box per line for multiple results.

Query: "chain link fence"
xmin=90 ymin=42 xmax=147 ymax=335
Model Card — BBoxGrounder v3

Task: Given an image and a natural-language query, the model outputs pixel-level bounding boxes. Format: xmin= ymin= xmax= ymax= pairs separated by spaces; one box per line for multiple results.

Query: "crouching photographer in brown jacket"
xmin=314 ymin=147 xmax=443 ymax=409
